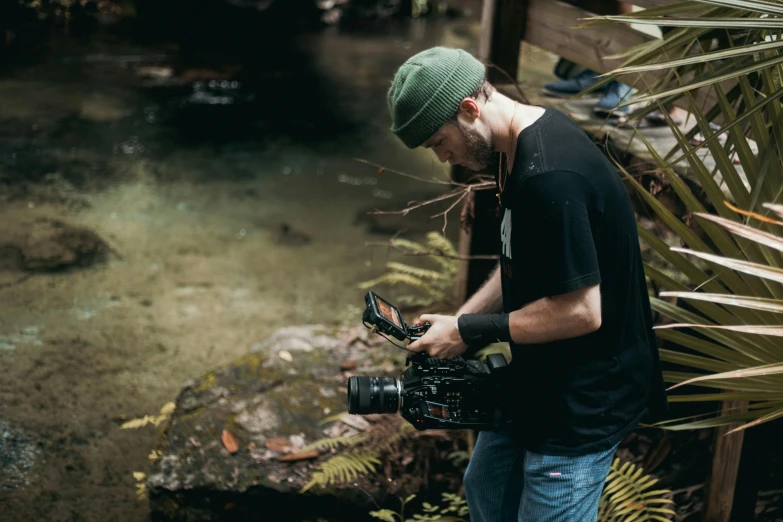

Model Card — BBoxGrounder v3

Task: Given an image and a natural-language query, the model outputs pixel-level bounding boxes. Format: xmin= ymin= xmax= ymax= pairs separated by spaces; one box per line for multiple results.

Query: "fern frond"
xmin=386 ymin=262 xmax=447 ymax=281
xmin=359 ymin=273 xmax=442 ymax=297
xmin=430 ymin=256 xmax=458 ymax=275
xmin=300 ymin=452 xmax=382 ymax=492
xmin=389 ymin=238 xmax=429 ymax=254
xmin=301 ymin=434 xmax=367 ymax=452
xmin=357 ymin=273 xmax=428 ymax=291
xmin=426 ymin=232 xmax=457 ymax=257
xmin=597 ymin=458 xmax=675 ymax=522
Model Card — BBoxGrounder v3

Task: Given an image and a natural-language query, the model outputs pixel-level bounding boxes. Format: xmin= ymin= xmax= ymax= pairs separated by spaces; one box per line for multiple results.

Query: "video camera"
xmin=347 ymin=291 xmax=509 ymax=431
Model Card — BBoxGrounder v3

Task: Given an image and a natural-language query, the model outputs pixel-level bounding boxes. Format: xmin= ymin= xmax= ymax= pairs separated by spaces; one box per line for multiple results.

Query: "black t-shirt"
xmin=497 ymin=107 xmax=668 ymax=456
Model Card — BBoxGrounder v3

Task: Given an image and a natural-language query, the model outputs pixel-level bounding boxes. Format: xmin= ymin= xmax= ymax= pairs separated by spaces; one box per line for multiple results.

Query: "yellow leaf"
xmin=724 ymin=200 xmax=783 ymax=225
xmin=133 ymin=472 xmax=146 ymax=481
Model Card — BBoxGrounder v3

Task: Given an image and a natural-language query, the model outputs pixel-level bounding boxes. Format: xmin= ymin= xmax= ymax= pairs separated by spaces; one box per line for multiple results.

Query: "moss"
xmin=194 ymin=372 xmax=217 ymax=393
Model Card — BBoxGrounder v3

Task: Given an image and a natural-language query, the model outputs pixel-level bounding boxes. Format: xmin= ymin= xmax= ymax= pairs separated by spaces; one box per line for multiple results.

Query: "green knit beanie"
xmin=388 ymin=47 xmax=486 ymax=149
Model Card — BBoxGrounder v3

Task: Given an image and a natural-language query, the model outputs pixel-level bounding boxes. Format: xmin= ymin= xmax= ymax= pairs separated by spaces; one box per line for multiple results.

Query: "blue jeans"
xmin=463 ymin=429 xmax=618 ymax=522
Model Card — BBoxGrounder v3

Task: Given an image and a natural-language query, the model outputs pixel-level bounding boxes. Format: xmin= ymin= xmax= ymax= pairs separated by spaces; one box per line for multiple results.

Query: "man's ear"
xmin=457 ymin=98 xmax=480 ymax=121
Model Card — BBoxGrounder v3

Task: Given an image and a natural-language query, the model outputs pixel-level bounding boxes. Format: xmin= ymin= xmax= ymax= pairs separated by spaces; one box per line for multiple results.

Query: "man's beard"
xmin=456 ymin=122 xmax=494 ymax=171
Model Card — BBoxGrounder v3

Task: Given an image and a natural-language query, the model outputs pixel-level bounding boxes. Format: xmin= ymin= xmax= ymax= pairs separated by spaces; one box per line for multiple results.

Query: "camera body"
xmin=394 ymin=351 xmax=509 ymax=430
xmin=349 ymin=291 xmax=509 ymax=431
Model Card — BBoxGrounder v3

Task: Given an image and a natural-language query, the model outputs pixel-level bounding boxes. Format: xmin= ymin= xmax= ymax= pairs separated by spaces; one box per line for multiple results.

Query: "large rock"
xmin=148 ymin=325 xmax=460 ymax=522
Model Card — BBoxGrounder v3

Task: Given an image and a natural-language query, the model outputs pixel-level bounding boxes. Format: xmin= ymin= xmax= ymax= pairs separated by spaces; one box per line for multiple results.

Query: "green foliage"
xmin=369 ymin=460 xmax=671 ymax=522
xmin=596 ymin=1 xmax=783 ymax=432
xmin=359 ymin=232 xmax=458 ymax=310
xmin=598 ymin=458 xmax=675 ymax=522
xmin=301 ymin=434 xmax=367 ymax=452
xmin=370 ymin=493 xmax=467 ymax=522
xmin=303 ymin=452 xmax=382 ymax=492
xmin=445 ymin=449 xmax=470 ymax=470
xmin=300 ymin=414 xmax=414 ymax=492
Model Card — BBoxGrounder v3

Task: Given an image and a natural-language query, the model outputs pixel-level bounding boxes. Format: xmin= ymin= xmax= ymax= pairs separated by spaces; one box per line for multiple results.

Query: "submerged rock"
xmin=0 ymin=421 xmax=39 ymax=491
xmin=0 ymin=218 xmax=114 ymax=272
xmin=148 ymin=325 xmax=460 ymax=522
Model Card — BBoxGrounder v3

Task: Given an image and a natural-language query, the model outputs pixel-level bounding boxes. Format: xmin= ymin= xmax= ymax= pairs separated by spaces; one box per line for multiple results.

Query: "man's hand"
xmin=407 ymin=314 xmax=468 ymax=360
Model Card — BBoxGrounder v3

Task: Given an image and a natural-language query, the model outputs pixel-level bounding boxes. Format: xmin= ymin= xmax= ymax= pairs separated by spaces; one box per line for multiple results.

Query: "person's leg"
xmin=518 ymin=442 xmax=619 ymax=522
xmin=463 ymin=429 xmax=525 ymax=522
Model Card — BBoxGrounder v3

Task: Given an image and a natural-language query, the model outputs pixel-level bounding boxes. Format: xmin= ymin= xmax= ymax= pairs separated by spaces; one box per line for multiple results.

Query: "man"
xmin=387 ymin=47 xmax=668 ymax=521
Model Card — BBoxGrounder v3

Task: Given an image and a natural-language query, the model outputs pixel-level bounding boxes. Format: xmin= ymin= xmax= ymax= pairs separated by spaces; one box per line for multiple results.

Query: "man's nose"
xmin=434 ymin=148 xmax=450 ymax=164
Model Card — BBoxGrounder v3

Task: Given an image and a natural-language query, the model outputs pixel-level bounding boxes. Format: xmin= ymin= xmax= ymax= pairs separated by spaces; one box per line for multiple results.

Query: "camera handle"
xmin=407 ymin=321 xmax=431 ymax=342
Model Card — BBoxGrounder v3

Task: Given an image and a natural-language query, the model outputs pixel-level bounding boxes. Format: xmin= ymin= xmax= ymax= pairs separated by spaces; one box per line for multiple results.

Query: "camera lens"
xmin=347 ymin=376 xmax=400 ymax=414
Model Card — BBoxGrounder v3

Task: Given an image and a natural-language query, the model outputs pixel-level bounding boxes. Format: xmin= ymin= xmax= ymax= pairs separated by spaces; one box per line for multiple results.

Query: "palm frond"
xmin=595 ymin=2 xmax=783 ymax=432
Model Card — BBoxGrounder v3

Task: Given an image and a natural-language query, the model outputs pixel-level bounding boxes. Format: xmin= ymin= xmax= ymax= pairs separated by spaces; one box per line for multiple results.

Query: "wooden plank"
xmin=524 ymin=0 xmax=653 ymax=75
xmin=522 ymin=0 xmax=722 ymax=122
xmin=703 ymin=399 xmax=747 ymax=522
xmin=479 ymin=0 xmax=528 ymax=83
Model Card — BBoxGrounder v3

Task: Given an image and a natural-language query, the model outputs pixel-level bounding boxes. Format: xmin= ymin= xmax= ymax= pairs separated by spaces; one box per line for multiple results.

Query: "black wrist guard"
xmin=457 ymin=313 xmax=512 ymax=347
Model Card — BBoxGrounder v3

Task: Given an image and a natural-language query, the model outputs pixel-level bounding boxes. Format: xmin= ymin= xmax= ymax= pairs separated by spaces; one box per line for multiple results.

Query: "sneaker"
xmin=542 ymin=69 xmax=605 ymax=97
xmin=594 ymin=81 xmax=635 ymax=116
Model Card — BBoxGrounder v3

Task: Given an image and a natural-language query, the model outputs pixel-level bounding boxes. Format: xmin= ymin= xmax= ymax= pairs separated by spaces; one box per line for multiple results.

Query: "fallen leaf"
xmin=224 ymin=502 xmax=236 ymax=510
xmin=222 ymin=429 xmax=240 ymax=454
xmin=278 ymin=350 xmax=293 ymax=362
xmin=265 ymin=437 xmax=294 ymax=452
xmin=378 ymin=168 xmax=384 ymax=175
xmin=279 ymin=450 xmax=319 ymax=462
xmin=340 ymin=360 xmax=359 ymax=371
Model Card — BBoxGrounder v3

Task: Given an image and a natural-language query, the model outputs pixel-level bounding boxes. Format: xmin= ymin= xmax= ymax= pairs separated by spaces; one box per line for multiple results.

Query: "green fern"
xmin=597 ymin=458 xmax=675 ymax=522
xmin=359 ymin=233 xmax=458 ymax=310
xmin=301 ymin=434 xmax=367 ymax=452
xmin=370 ymin=493 xmax=467 ymax=522
xmin=384 ymin=262 xmax=448 ymax=281
xmin=301 ymin=415 xmax=415 ymax=493
xmin=301 ymin=452 xmax=382 ymax=492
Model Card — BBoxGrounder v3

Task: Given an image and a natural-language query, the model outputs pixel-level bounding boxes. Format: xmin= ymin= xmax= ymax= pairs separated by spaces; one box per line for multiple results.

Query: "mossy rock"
xmin=148 ymin=325 xmax=436 ymax=522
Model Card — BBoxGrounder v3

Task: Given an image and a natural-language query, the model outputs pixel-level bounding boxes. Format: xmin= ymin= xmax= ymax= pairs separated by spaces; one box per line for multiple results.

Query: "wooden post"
xmin=454 ymin=0 xmax=527 ymax=305
xmin=702 ymin=399 xmax=748 ymax=522
xmin=478 ymin=0 xmax=527 ymax=83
